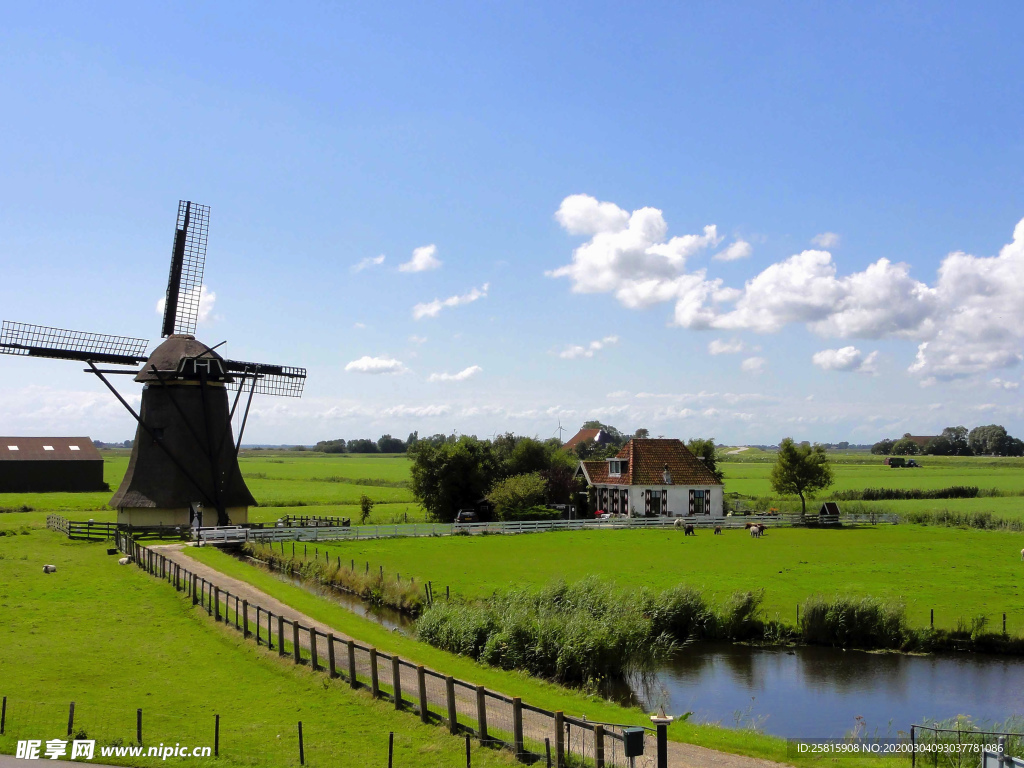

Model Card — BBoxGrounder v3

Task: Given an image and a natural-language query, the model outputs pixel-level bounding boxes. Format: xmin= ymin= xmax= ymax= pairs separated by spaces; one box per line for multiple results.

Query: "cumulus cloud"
xmin=344 ymin=356 xmax=407 ymax=375
xmin=408 ymin=335 xmax=427 ymax=345
xmin=428 ymin=365 xmax=482 ymax=382
xmin=713 ymin=240 xmax=753 ymax=261
xmin=399 ymin=244 xmax=442 ymax=273
xmin=812 ymin=346 xmax=878 ymax=374
xmin=708 ymin=338 xmax=744 ymax=355
xmin=741 ymin=356 xmax=767 ymax=374
xmin=559 ymin=335 xmax=619 ymax=359
xmin=413 ymin=284 xmax=489 ymax=320
xmin=990 ymin=377 xmax=1020 ymax=391
xmin=352 ymin=254 xmax=385 ymax=273
xmin=812 ymin=232 xmax=841 ymax=248
xmin=156 ymin=285 xmax=217 ymax=324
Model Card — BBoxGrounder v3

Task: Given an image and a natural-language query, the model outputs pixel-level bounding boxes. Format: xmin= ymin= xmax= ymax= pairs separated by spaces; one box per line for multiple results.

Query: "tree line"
xmin=871 ymin=425 xmax=1024 ymax=457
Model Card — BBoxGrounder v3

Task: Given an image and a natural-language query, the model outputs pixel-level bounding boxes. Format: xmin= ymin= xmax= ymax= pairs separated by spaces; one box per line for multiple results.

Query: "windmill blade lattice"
xmin=0 ymin=321 xmax=149 ymax=366
xmin=224 ymin=359 xmax=307 ymax=398
xmin=161 ymin=200 xmax=209 ymax=338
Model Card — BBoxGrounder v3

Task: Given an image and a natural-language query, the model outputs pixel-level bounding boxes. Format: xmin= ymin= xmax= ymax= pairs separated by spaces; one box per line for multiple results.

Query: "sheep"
xmin=684 ymin=524 xmax=695 ymax=536
xmin=118 ymin=556 xmax=132 ymax=565
xmin=42 ymin=564 xmax=57 ymax=574
xmin=749 ymin=525 xmax=762 ymax=538
xmin=714 ymin=526 xmax=722 ymax=535
xmin=1020 ymin=548 xmax=1024 ymax=561
xmin=673 ymin=518 xmax=686 ymax=529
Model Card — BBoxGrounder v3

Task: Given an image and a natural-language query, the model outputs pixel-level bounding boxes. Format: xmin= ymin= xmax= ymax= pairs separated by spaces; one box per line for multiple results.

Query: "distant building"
xmin=905 ymin=436 xmax=937 ymax=449
xmin=0 ymin=437 xmax=106 ymax=492
xmin=562 ymin=428 xmax=615 ymax=452
xmin=575 ymin=438 xmax=724 ymax=517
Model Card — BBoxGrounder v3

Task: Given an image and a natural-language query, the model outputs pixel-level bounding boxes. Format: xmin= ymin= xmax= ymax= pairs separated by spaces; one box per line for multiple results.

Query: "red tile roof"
xmin=579 ymin=439 xmax=721 ymax=486
xmin=563 ymin=428 xmax=612 ymax=450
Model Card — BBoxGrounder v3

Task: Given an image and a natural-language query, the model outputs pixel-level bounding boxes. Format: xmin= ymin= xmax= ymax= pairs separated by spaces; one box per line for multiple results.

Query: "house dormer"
xmin=607 ymin=458 xmax=628 ymax=477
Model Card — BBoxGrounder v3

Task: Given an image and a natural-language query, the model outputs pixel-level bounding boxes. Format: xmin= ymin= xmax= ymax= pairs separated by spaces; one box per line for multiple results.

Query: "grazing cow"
xmin=744 ymin=522 xmax=757 ymax=529
xmin=714 ymin=526 xmax=722 ymax=535
xmin=42 ymin=564 xmax=57 ymax=573
xmin=684 ymin=524 xmax=695 ymax=536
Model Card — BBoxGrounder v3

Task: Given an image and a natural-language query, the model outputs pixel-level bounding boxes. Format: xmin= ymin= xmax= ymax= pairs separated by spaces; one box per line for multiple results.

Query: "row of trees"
xmin=314 ymin=433 xmax=420 ymax=454
xmin=871 ymin=425 xmax=1024 ymax=457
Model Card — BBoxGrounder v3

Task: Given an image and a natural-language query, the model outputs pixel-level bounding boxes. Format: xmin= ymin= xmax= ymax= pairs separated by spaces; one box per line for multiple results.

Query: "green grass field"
xmin=304 ymin=525 xmax=1024 ymax=632
xmin=0 ymin=528 xmax=514 ymax=767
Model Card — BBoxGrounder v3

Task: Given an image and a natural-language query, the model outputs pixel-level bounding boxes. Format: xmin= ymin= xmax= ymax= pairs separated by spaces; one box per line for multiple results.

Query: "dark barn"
xmin=0 ymin=437 xmax=106 ymax=492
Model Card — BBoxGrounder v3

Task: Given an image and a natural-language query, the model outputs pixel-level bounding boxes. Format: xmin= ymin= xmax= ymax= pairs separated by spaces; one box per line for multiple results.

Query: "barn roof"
xmin=563 ymin=428 xmax=612 ymax=450
xmin=579 ymin=439 xmax=722 ymax=486
xmin=0 ymin=437 xmax=103 ymax=461
xmin=905 ymin=435 xmax=936 ymax=447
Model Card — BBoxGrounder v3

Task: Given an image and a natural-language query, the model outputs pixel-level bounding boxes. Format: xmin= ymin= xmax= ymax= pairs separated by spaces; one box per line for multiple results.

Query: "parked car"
xmin=454 ymin=509 xmax=478 ymax=523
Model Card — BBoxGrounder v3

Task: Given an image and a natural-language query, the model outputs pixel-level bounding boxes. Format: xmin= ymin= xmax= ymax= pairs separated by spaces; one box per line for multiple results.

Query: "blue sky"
xmin=2 ymin=2 xmax=1023 ymax=445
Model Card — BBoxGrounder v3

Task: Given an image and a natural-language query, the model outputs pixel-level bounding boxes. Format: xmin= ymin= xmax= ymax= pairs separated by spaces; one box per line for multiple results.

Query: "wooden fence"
xmin=46 ymin=515 xmax=193 ymax=542
xmin=116 ymin=532 xmax=665 ymax=767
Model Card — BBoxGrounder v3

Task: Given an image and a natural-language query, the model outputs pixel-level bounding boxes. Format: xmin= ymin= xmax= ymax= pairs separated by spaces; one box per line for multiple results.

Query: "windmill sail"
xmin=161 ymin=200 xmax=209 ymax=338
xmin=224 ymin=359 xmax=307 ymax=397
xmin=0 ymin=321 xmax=148 ymax=366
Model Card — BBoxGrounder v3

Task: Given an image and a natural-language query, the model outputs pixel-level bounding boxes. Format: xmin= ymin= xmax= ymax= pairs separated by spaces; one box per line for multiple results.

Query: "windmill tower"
xmin=0 ymin=201 xmax=306 ymax=527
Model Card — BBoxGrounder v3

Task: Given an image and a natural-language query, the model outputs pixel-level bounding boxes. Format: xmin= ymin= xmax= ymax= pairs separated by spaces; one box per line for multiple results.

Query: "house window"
xmin=43 ymin=446 xmax=54 ymax=451
xmin=608 ymin=460 xmax=621 ymax=476
xmin=69 ymin=446 xmax=80 ymax=451
xmin=693 ymin=490 xmax=709 ymax=514
xmin=7 ymin=446 xmax=18 ymax=451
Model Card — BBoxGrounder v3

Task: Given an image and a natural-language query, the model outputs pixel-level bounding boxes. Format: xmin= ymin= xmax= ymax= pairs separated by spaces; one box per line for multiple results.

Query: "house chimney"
xmin=663 ymin=464 xmax=672 ymax=484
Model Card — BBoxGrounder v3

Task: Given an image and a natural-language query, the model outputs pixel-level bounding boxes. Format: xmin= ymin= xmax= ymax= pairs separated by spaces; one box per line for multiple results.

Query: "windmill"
xmin=553 ymin=418 xmax=566 ymax=442
xmin=0 ymin=201 xmax=306 ymax=527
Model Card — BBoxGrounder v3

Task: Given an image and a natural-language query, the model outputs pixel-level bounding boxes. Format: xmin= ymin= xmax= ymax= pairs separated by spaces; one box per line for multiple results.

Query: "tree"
xmin=377 ymin=434 xmax=407 ymax=453
xmin=581 ymin=420 xmax=627 ymax=447
xmin=504 ymin=437 xmax=551 ymax=477
xmin=347 ymin=438 xmax=380 ymax=454
xmin=410 ymin=436 xmax=497 ymax=522
xmin=633 ymin=428 xmax=650 ymax=439
xmin=686 ymin=437 xmax=724 ymax=482
xmin=486 ymin=473 xmax=548 ymax=520
xmin=359 ymin=494 xmax=374 ymax=524
xmin=406 ymin=431 xmax=419 ymax=450
xmin=769 ymin=437 xmax=834 ymax=516
xmin=315 ymin=438 xmax=347 ymax=453
xmin=540 ymin=451 xmax=580 ymax=505
xmin=890 ymin=437 xmax=921 ymax=455
xmin=940 ymin=426 xmax=971 ymax=456
xmin=969 ymin=424 xmax=1009 ymax=455
xmin=870 ymin=439 xmax=895 ymax=455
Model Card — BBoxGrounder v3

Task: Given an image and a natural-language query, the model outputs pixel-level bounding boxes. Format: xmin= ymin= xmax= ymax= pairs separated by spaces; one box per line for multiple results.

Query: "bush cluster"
xmin=832 ymin=486 xmax=980 ymax=501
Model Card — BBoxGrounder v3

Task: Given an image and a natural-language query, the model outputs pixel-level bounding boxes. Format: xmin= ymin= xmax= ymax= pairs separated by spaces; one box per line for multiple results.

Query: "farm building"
xmin=905 ymin=435 xmax=937 ymax=449
xmin=575 ymin=438 xmax=724 ymax=517
xmin=562 ymin=427 xmax=615 ymax=452
xmin=0 ymin=437 xmax=106 ymax=492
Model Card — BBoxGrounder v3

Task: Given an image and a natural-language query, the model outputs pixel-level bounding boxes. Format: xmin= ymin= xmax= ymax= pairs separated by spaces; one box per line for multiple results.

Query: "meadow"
xmin=302 ymin=525 xmax=1024 ymax=633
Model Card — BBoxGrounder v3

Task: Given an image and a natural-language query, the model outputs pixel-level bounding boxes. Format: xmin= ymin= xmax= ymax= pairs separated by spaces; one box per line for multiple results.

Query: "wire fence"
xmin=98 ymin=532 xmax=667 ymax=767
xmin=911 ymin=724 xmax=1024 ymax=768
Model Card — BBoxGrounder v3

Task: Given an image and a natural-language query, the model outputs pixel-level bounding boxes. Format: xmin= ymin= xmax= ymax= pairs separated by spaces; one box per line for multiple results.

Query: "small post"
xmin=214 ymin=714 xmax=220 ymax=757
xmin=192 ymin=574 xmax=198 ymax=605
xmin=466 ymin=733 xmax=471 ymax=768
xmin=1 ymin=695 xmax=6 ymax=735
xmin=278 ymin=615 xmax=285 ymax=657
xmin=310 ymin=628 xmax=319 ymax=670
xmin=554 ymin=711 xmax=564 ymax=767
xmin=931 ymin=608 xmax=934 ymax=629
xmin=370 ymin=648 xmax=380 ymax=697
xmin=594 ymin=724 xmax=605 ymax=768
xmin=476 ymin=687 xmax=488 ymax=746
xmin=242 ymin=600 xmax=249 ymax=638
xmin=347 ymin=640 xmax=357 ymax=687
xmin=446 ymin=676 xmax=457 ymax=734
xmin=214 ymin=587 xmax=221 ymax=621
xmin=293 ymin=622 xmax=302 ymax=664
xmin=298 ymin=721 xmax=304 ymax=766
xmin=796 ymin=604 xmax=800 ymax=626
xmin=67 ymin=701 xmax=75 ymax=737
xmin=327 ymin=633 xmax=337 ymax=678
xmin=512 ymin=697 xmax=524 ymax=758
xmin=269 ymin=611 xmax=274 ymax=650
xmin=546 ymin=738 xmax=552 ymax=768
xmin=137 ymin=708 xmax=143 ymax=745
xmin=1004 ymin=613 xmax=1008 ymax=634
xmin=388 ymin=732 xmax=394 ymax=768
xmin=392 ymin=656 xmax=403 ymax=708
xmin=447 ymin=585 xmax=450 ymax=600
xmin=417 ymin=666 xmax=429 ymax=723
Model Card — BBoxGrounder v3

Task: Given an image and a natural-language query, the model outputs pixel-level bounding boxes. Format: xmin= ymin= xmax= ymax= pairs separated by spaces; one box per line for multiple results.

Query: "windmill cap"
xmin=135 ymin=334 xmax=229 ymax=383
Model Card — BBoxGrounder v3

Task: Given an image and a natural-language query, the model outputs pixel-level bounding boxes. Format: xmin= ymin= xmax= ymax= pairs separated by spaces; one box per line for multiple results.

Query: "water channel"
xmin=245 ymin=555 xmax=1024 ymax=739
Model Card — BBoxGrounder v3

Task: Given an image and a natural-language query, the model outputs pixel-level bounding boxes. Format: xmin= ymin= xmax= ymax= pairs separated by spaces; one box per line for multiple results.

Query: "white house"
xmin=575 ymin=438 xmax=724 ymax=517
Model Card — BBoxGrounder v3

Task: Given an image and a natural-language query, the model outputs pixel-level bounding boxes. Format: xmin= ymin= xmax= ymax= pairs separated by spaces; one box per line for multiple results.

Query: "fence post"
xmin=347 ymin=640 xmax=357 ymax=688
xmin=417 ymin=666 xmax=429 ymax=723
xmin=546 ymin=738 xmax=552 ymax=768
xmin=930 ymin=609 xmax=934 ymax=629
xmin=911 ymin=725 xmax=916 ymax=768
xmin=370 ymin=648 xmax=380 ymax=697
xmin=137 ymin=708 xmax=143 ymax=745
xmin=466 ymin=733 xmax=471 ymax=768
xmin=388 ymin=732 xmax=394 ymax=768
xmin=214 ymin=587 xmax=221 ymax=621
xmin=242 ymin=600 xmax=249 ymax=638
xmin=554 ymin=711 xmax=564 ymax=767
xmin=214 ymin=714 xmax=219 ymax=757
xmin=512 ymin=697 xmax=524 ymax=758
xmin=278 ymin=615 xmax=285 ymax=657
xmin=446 ymin=676 xmax=457 ymax=734
xmin=392 ymin=656 xmax=403 ymax=708
xmin=298 ymin=721 xmax=304 ymax=766
xmin=327 ymin=633 xmax=337 ymax=678
xmin=293 ymin=622 xmax=302 ymax=664
xmin=67 ymin=701 xmax=75 ymax=737
xmin=594 ymin=724 xmax=605 ymax=768
xmin=310 ymin=628 xmax=319 ymax=670
xmin=1 ymin=695 xmax=6 ymax=735
xmin=268 ymin=611 xmax=274 ymax=650
xmin=476 ymin=687 xmax=488 ymax=746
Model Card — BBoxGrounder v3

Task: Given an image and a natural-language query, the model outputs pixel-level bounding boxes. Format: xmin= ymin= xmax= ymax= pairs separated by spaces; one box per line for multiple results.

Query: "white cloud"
xmin=559 ymin=335 xmax=619 ymax=359
xmin=352 ymin=254 xmax=385 ymax=273
xmin=708 ymin=338 xmax=744 ymax=355
xmin=428 ymin=365 xmax=482 ymax=382
xmin=412 ymin=283 xmax=489 ymax=320
xmin=741 ymin=356 xmax=767 ymax=374
xmin=812 ymin=346 xmax=878 ymax=374
xmin=353 ymin=322 xmax=367 ymax=329
xmin=408 ymin=335 xmax=428 ymax=345
xmin=344 ymin=356 xmax=407 ymax=375
xmin=554 ymin=194 xmax=630 ymax=235
xmin=990 ymin=378 xmax=1021 ymax=391
xmin=713 ymin=240 xmax=753 ymax=261
xmin=399 ymin=244 xmax=442 ymax=273
xmin=155 ymin=284 xmax=217 ymax=324
xmin=812 ymin=232 xmax=841 ymax=248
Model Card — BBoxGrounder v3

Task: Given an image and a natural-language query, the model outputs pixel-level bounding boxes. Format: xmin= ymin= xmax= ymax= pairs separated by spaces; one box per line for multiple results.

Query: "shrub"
xmin=486 ymin=473 xmax=548 ymax=520
xmin=800 ymin=595 xmax=908 ymax=649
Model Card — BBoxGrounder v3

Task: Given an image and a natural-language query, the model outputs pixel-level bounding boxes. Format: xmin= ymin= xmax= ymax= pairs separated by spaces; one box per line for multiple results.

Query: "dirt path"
xmin=153 ymin=544 xmax=789 ymax=768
